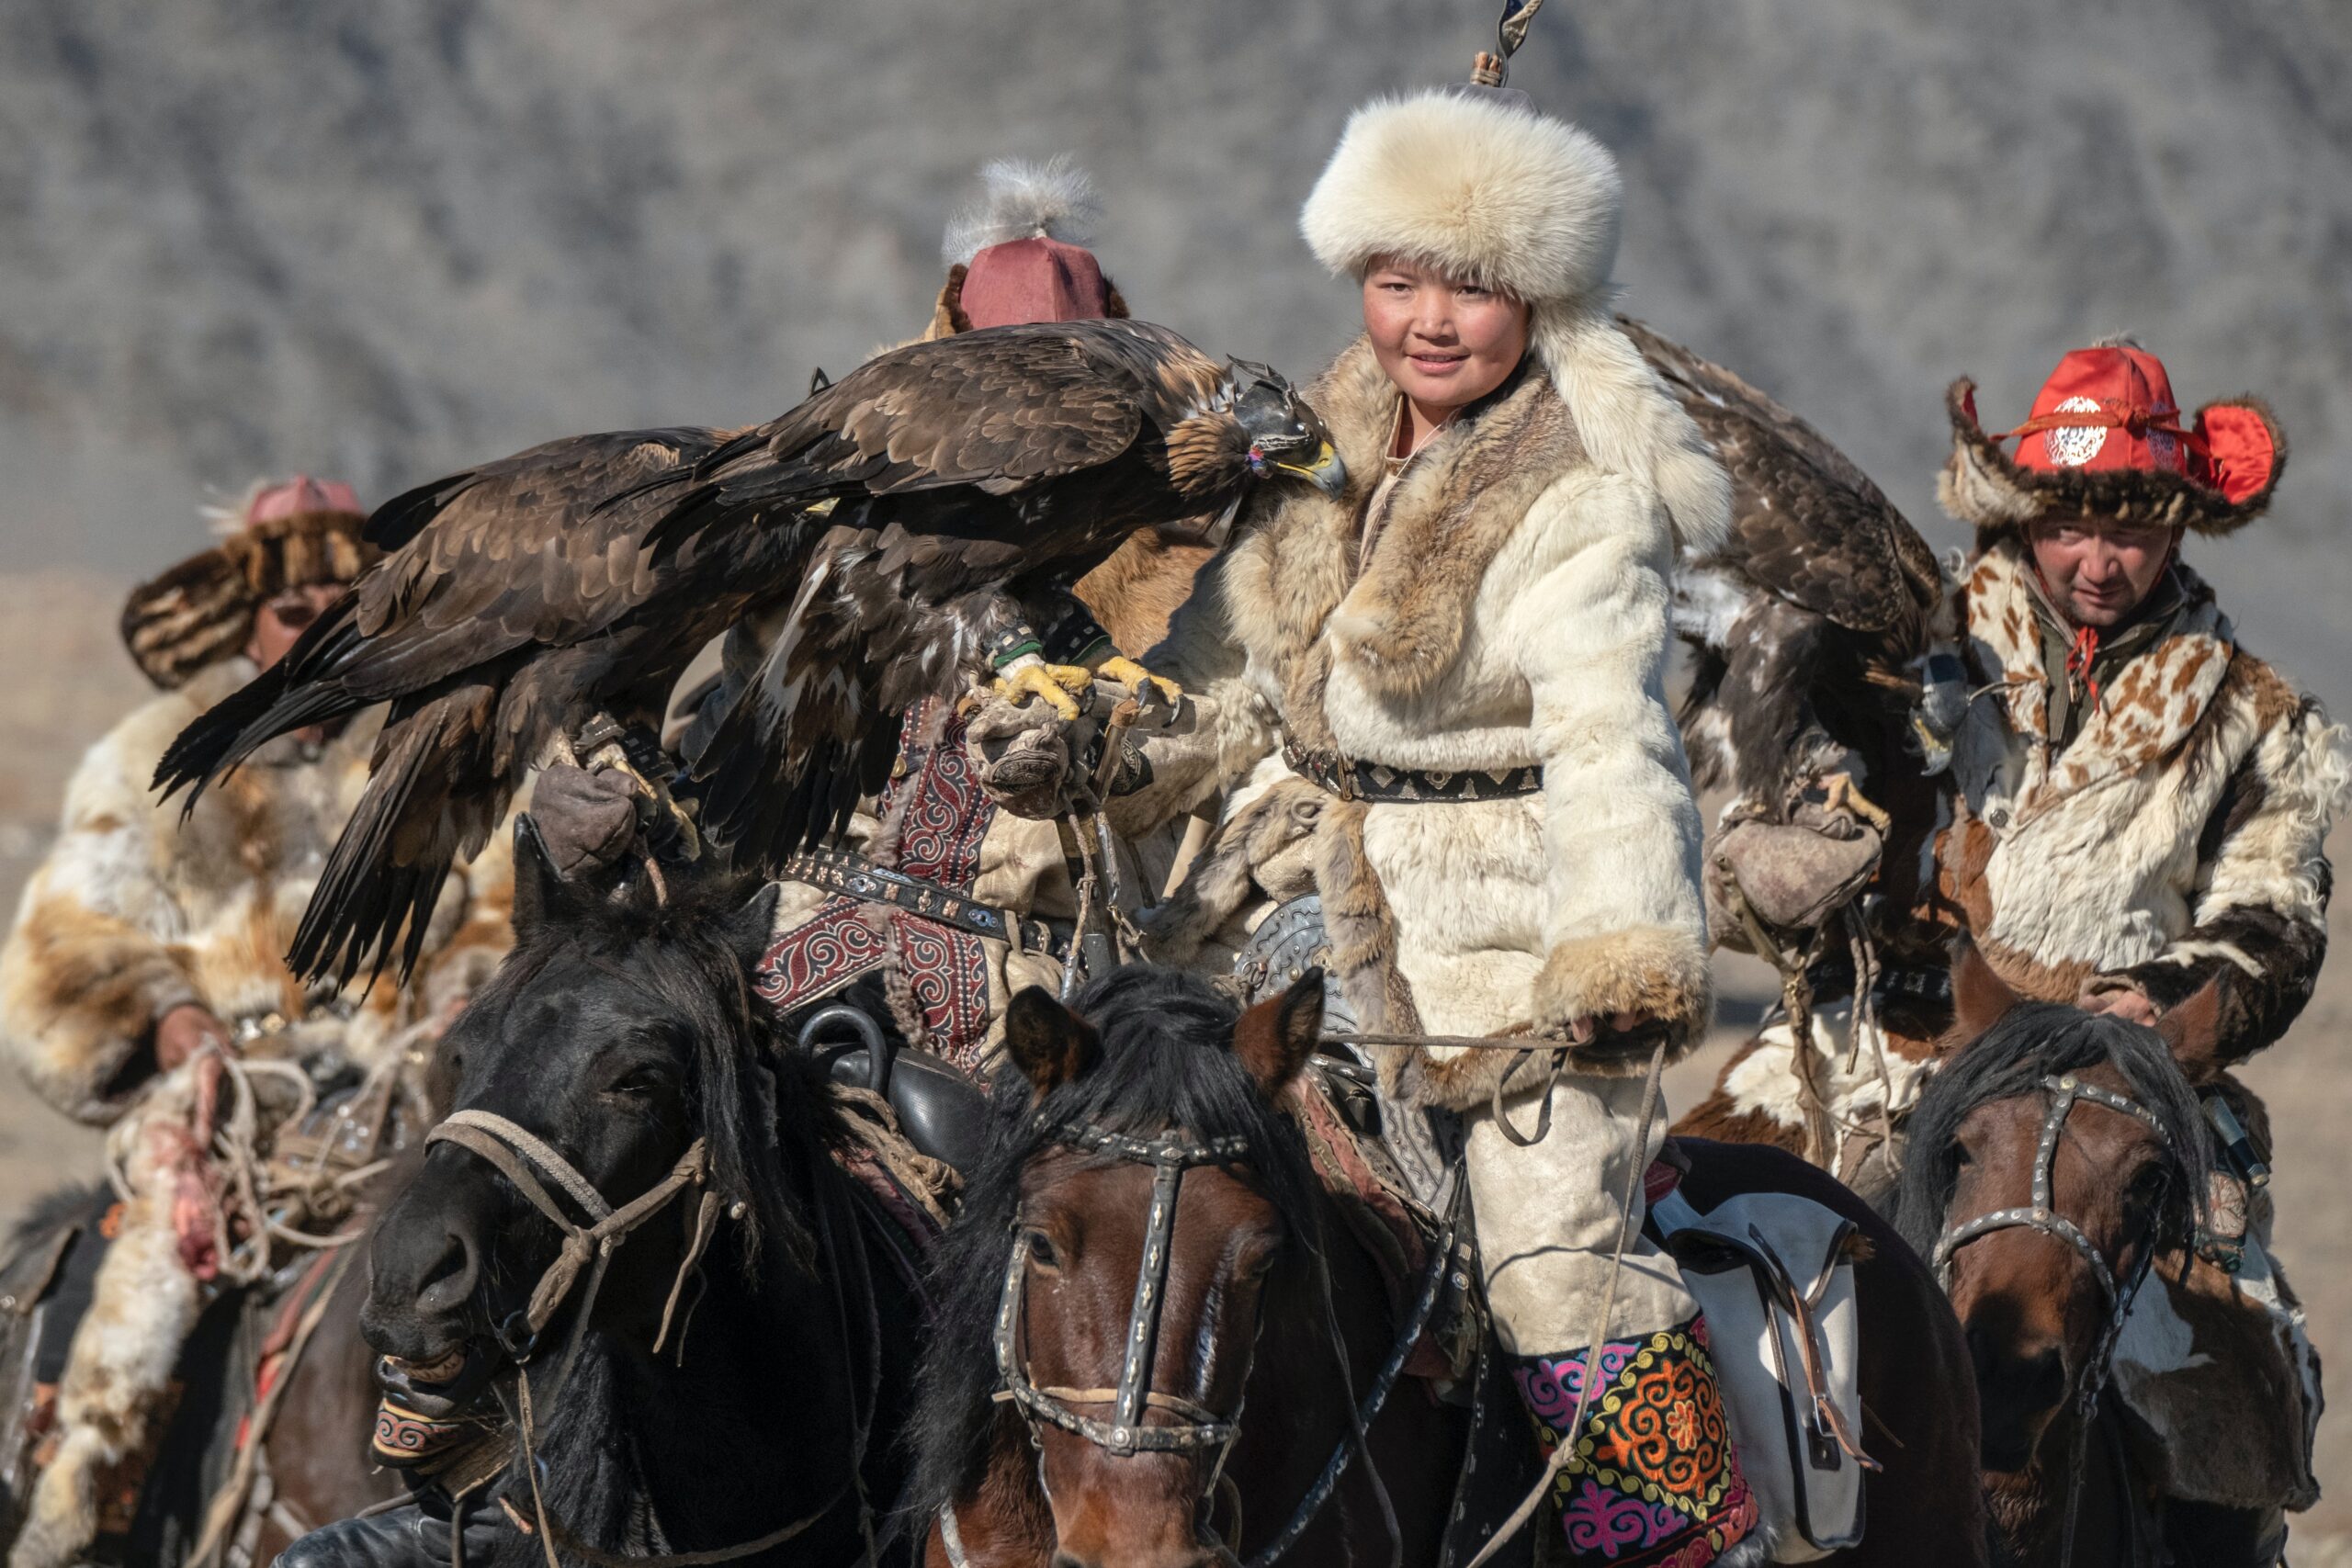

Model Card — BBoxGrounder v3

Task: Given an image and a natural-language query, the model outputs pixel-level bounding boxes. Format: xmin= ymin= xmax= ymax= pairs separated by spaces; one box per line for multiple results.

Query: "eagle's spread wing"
xmin=157 ymin=426 xmax=741 ymax=986
xmin=656 ymin=321 xmax=1217 ymax=548
xmin=1623 ymin=318 xmax=1939 ymax=641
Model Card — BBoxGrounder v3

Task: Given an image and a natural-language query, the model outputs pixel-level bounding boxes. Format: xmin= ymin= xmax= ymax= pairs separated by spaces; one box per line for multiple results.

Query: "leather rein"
xmin=1928 ymin=1073 xmax=2178 ymax=1568
xmin=423 ymin=1109 xmax=855 ymax=1567
xmin=975 ymin=1111 xmax=1465 ymax=1568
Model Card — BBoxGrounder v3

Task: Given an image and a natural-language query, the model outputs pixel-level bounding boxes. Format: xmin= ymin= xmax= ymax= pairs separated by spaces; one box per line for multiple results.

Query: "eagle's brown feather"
xmin=161 ymin=320 xmax=1320 ymax=983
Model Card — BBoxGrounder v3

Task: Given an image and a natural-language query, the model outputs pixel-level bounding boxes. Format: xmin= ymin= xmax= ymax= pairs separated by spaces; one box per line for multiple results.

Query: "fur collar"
xmin=1224 ymin=313 xmax=1729 ymax=741
xmin=1962 ymin=539 xmax=2234 ymax=819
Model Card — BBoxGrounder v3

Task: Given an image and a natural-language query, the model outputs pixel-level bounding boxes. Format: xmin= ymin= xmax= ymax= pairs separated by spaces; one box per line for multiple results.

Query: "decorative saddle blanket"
xmin=1648 ymin=1184 xmax=1871 ymax=1563
xmin=755 ymin=700 xmax=1003 ymax=1072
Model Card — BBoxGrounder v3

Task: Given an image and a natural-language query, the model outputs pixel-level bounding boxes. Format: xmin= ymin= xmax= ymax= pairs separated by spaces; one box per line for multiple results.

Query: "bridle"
xmin=1928 ymin=1072 xmax=2181 ymax=1568
xmin=980 ymin=1111 xmax=1464 ymax=1568
xmin=424 ymin=1108 xmax=856 ymax=1567
xmin=994 ymin=1123 xmax=1255 ymax=1462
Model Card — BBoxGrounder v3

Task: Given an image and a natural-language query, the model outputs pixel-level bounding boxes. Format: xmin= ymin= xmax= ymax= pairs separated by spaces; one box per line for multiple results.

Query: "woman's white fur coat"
xmin=1148 ymin=308 xmax=1729 ymax=1105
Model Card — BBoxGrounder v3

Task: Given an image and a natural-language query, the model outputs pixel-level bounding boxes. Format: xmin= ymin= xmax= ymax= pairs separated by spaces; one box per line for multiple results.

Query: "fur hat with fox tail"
xmin=1299 ymin=86 xmax=1728 ymax=555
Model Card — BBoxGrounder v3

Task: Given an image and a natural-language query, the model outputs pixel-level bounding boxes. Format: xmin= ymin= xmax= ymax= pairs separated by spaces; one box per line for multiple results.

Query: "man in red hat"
xmin=1937 ymin=341 xmax=2342 ymax=1557
xmin=0 ymin=479 xmax=514 ymax=1567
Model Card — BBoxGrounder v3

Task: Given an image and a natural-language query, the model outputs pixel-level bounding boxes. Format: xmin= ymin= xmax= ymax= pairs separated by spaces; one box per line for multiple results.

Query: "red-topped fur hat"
xmin=1939 ymin=341 xmax=2286 ymax=547
xmin=120 ymin=475 xmax=378 ymax=688
xmin=921 ymin=156 xmax=1129 ymax=340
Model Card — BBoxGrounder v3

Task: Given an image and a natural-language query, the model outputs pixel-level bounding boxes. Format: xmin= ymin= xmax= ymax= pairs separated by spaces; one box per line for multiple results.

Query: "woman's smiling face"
xmin=1361 ymin=254 xmax=1531 ymax=415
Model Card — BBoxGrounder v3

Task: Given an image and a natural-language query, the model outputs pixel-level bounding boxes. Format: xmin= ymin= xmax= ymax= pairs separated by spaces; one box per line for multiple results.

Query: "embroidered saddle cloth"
xmin=1647 ymin=1188 xmax=1869 ymax=1562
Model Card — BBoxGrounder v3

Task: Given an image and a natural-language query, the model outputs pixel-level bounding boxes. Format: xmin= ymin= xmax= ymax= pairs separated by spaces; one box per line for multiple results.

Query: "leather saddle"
xmin=796 ymin=1004 xmax=992 ymax=1176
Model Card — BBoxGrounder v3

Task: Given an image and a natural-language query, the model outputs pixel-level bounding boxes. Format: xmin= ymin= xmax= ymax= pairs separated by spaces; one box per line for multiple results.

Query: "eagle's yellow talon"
xmin=1821 ymin=773 xmax=1892 ymax=835
xmin=1096 ymin=655 xmax=1182 ymax=705
xmin=993 ymin=663 xmax=1085 ymax=719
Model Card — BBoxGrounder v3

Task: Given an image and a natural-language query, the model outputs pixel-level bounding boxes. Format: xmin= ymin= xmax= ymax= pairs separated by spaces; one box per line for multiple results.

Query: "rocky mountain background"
xmin=2 ymin=0 xmax=2348 ymax=1540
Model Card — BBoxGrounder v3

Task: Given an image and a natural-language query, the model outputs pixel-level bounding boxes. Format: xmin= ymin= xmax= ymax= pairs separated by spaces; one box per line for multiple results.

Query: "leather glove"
xmin=965 ymin=680 xmax=1170 ymax=820
xmin=530 ymin=763 xmax=643 ymax=878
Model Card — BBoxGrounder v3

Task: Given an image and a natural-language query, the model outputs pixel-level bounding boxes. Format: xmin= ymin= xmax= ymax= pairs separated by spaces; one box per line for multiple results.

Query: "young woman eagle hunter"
xmin=971 ymin=85 xmax=1758 ymax=1565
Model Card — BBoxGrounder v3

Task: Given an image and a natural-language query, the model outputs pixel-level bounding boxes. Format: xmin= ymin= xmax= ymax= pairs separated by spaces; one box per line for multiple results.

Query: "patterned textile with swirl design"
xmin=1511 ymin=1317 xmax=1758 ymax=1567
xmin=754 ymin=698 xmax=997 ymax=1070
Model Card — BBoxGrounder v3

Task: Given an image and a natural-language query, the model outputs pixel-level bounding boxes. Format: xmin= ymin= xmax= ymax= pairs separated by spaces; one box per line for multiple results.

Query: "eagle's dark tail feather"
xmin=681 ymin=609 xmax=886 ymax=873
xmin=285 ymin=698 xmax=478 ymax=988
xmin=153 ymin=598 xmax=373 ymax=808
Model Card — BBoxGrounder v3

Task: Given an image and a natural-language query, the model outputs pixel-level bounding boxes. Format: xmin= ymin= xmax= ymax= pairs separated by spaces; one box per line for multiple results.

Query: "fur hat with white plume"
xmin=921 ymin=155 xmax=1129 ymax=339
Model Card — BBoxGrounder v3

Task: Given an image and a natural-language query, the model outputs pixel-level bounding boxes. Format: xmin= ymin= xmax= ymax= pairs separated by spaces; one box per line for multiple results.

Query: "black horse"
xmin=348 ymin=820 xmax=922 ymax=1565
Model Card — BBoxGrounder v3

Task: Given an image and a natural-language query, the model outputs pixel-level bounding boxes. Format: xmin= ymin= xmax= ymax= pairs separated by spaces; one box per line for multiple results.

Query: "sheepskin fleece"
xmin=1301 ymin=88 xmax=1622 ymax=307
xmin=1149 ymin=320 xmax=1727 ymax=1106
xmin=1939 ymin=541 xmax=2348 ymax=1062
xmin=0 ymin=660 xmax=511 ymax=1122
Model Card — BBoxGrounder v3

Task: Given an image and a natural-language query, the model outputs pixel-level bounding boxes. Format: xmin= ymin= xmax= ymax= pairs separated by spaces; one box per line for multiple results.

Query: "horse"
xmin=908 ymin=964 xmax=1987 ymax=1568
xmin=1891 ymin=951 xmax=2222 ymax=1568
xmin=356 ymin=819 xmax=923 ymax=1566
xmin=0 ymin=1150 xmax=407 ymax=1565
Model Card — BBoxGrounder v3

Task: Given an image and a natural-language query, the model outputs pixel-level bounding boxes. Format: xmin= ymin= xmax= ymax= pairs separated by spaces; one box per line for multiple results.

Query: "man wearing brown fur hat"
xmin=0 ymin=479 xmax=512 ymax=1568
xmin=1934 ymin=343 xmax=2344 ymax=1562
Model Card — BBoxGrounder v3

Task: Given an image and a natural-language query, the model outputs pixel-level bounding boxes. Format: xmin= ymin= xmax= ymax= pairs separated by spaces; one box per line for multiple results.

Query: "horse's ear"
xmin=721 ymin=884 xmax=783 ymax=972
xmin=2154 ymin=976 xmax=2228 ymax=1085
xmin=1003 ymin=987 xmax=1100 ymax=1096
xmin=1949 ymin=941 xmax=2018 ymax=1046
xmin=1232 ymin=969 xmax=1323 ymax=1095
xmin=511 ymin=815 xmax=566 ymax=938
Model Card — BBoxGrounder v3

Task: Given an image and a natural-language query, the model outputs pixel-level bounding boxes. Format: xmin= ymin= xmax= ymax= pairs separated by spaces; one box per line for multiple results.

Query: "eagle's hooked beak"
xmin=1275 ymin=442 xmax=1347 ymax=496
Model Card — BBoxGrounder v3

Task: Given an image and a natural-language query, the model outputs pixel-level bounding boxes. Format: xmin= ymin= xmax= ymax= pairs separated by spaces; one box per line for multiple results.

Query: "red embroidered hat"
xmin=920 ymin=157 xmax=1128 ymax=340
xmin=960 ymin=234 xmax=1113 ymax=330
xmin=1938 ymin=343 xmax=2286 ymax=545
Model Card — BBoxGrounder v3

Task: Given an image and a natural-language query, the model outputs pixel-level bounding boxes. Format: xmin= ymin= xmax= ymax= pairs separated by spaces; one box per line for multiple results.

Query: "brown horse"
xmin=1891 ymin=953 xmax=2223 ymax=1568
xmin=0 ymin=1175 xmax=401 ymax=1566
xmin=906 ymin=964 xmax=1988 ymax=1568
xmin=905 ymin=965 xmax=1464 ymax=1568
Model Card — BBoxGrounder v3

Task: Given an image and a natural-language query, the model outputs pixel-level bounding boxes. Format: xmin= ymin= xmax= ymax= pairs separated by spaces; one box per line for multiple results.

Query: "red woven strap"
xmin=1991 ymin=399 xmax=2202 ymax=450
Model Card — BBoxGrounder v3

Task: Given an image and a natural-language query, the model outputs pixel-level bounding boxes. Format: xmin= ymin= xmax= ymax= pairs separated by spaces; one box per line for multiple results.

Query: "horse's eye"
xmin=606 ymin=1064 xmax=669 ymax=1098
xmin=1023 ymin=1228 xmax=1061 ymax=1271
xmin=2126 ymin=1163 xmax=2171 ymax=1203
xmin=1951 ymin=1144 xmax=1975 ymax=1170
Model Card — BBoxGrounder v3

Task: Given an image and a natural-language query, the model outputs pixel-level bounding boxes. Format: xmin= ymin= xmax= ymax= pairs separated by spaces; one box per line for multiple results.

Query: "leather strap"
xmin=779 ymin=848 xmax=1069 ymax=959
xmin=1282 ymin=739 xmax=1541 ymax=803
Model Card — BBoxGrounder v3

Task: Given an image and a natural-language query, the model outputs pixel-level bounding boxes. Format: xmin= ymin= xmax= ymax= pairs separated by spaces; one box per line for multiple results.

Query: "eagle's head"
xmin=1229 ymin=362 xmax=1347 ymax=496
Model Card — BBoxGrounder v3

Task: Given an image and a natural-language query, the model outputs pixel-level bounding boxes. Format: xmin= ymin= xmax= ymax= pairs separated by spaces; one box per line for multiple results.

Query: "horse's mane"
xmin=482 ymin=872 xmax=856 ymax=1560
xmin=1893 ymin=1001 xmax=2212 ymax=1260
xmin=483 ymin=870 xmax=833 ymax=1280
xmin=902 ymin=964 xmax=1324 ymax=1524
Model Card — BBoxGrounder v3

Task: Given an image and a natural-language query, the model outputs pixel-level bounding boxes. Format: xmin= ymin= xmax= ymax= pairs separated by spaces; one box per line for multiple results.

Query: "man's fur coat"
xmin=2 ymin=658 xmax=509 ymax=1122
xmin=0 ymin=658 xmax=510 ymax=1568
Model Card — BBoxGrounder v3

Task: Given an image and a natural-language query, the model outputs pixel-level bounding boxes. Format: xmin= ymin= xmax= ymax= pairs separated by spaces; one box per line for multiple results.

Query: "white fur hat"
xmin=1300 ymin=87 xmax=1623 ymax=306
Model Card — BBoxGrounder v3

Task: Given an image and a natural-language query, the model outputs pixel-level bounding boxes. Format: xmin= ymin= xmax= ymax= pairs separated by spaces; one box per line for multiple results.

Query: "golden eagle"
xmin=1625 ymin=319 xmax=1953 ymax=832
xmin=157 ymin=319 xmax=1340 ymax=985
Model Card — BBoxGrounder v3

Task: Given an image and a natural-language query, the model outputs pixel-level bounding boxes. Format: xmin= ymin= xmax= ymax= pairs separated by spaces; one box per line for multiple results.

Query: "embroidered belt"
xmin=778 ymin=849 xmax=1069 ymax=960
xmin=1282 ymin=739 xmax=1543 ymax=803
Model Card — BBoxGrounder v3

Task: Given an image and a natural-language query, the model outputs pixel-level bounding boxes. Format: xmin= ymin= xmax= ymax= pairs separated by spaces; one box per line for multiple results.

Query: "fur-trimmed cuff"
xmin=1532 ymin=924 xmax=1714 ymax=1064
xmin=1390 ymin=925 xmax=1713 ymax=1113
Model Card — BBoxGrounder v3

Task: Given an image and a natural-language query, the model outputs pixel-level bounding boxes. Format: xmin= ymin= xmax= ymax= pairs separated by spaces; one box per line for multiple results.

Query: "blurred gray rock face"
xmin=2 ymin=0 xmax=2345 ymax=678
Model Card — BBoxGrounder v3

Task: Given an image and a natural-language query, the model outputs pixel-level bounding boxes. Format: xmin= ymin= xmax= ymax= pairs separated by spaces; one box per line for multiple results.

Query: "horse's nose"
xmin=413 ymin=1226 xmax=481 ymax=1318
xmin=1967 ymin=1322 xmax=2066 ymax=1470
